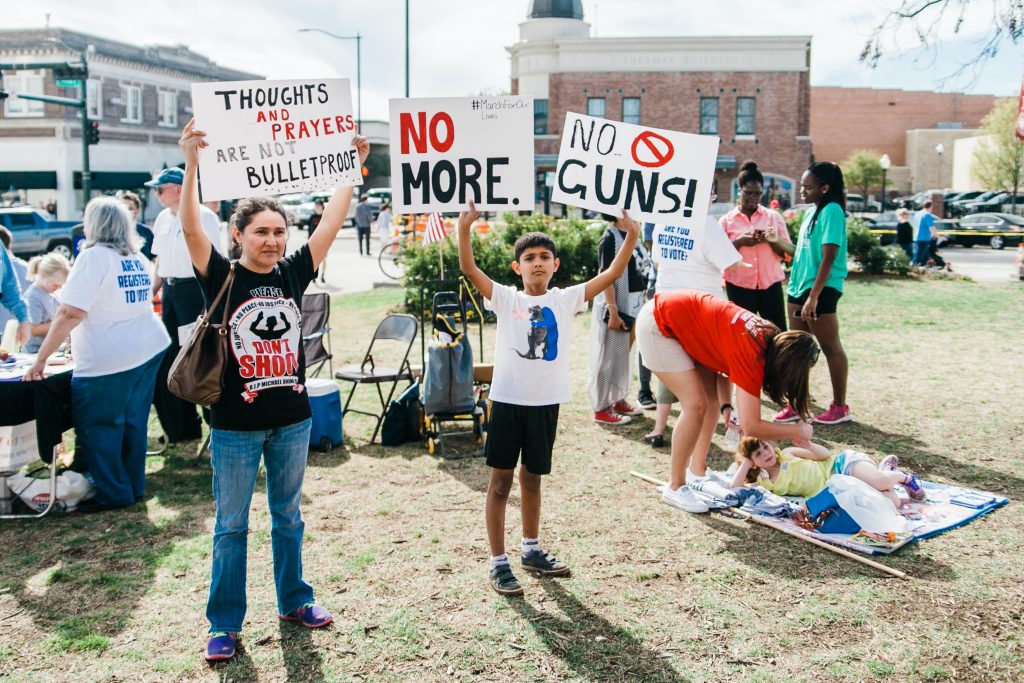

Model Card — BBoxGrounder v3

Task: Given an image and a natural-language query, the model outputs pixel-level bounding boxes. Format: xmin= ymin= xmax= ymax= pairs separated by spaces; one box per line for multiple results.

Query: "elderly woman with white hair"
xmin=25 ymin=197 xmax=170 ymax=513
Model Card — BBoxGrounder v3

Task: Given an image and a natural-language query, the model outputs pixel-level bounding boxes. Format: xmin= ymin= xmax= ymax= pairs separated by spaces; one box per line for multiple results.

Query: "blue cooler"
xmin=307 ymin=378 xmax=342 ymax=452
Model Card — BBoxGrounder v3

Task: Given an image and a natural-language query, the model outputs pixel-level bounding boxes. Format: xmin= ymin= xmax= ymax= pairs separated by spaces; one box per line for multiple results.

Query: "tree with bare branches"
xmin=861 ymin=1 xmax=1023 ymax=85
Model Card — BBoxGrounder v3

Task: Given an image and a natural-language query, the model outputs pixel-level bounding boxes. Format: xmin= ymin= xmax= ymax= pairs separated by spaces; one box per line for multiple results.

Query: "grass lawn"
xmin=0 ymin=277 xmax=1021 ymax=682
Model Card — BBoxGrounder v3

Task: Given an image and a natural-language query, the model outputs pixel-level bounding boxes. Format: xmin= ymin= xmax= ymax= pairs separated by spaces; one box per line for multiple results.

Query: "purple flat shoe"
xmin=279 ymin=602 xmax=333 ymax=628
xmin=205 ymin=632 xmax=238 ymax=662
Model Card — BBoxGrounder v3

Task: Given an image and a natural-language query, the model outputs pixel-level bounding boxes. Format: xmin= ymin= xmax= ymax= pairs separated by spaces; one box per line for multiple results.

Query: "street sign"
xmin=56 ymin=79 xmax=81 ymax=88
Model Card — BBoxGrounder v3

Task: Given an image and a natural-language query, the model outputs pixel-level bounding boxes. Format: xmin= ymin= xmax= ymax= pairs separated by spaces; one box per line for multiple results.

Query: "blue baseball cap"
xmin=145 ymin=167 xmax=184 ymax=187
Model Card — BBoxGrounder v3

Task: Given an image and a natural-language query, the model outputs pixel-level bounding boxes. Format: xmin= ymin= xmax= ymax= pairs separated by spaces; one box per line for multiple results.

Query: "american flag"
xmin=423 ymin=212 xmax=447 ymax=246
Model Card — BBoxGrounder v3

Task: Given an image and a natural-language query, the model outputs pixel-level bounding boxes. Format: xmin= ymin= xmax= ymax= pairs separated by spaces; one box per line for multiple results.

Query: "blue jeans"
xmin=71 ymin=352 xmax=162 ymax=507
xmin=914 ymin=241 xmax=931 ymax=265
xmin=206 ymin=418 xmax=314 ymax=633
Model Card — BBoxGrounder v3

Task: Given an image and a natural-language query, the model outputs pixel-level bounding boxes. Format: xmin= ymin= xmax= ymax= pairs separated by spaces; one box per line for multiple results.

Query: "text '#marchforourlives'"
xmin=116 ymin=258 xmax=151 ymax=304
xmin=191 ymin=78 xmax=362 ymax=201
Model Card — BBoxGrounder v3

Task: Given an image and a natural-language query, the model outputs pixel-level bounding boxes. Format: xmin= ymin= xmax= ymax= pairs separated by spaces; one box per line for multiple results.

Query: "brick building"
xmin=810 ymin=86 xmax=997 ymax=193
xmin=0 ymin=28 xmax=261 ymax=219
xmin=507 ymin=0 xmax=813 ymax=210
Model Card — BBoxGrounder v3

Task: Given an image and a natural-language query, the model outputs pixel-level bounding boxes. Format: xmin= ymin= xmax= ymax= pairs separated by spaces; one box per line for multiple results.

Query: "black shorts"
xmin=725 ymin=281 xmax=788 ymax=331
xmin=788 ymin=286 xmax=843 ymax=316
xmin=485 ymin=401 xmax=560 ymax=475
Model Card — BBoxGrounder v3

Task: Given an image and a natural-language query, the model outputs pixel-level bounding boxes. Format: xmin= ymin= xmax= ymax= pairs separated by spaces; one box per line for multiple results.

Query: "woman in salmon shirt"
xmin=634 ymin=290 xmax=818 ymax=512
xmin=719 ymin=161 xmax=793 ymax=331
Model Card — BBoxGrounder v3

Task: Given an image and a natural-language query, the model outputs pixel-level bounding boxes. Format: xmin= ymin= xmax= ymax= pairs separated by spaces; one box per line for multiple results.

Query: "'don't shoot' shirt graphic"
xmin=229 ymin=289 xmax=303 ymax=403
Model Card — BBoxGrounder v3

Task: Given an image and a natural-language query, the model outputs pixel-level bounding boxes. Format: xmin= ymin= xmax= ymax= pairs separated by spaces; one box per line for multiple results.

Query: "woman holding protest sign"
xmin=177 ymin=118 xmax=369 ymax=662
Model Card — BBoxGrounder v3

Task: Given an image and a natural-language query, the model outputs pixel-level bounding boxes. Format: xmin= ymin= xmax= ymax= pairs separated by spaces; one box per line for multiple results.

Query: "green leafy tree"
xmin=972 ymin=99 xmax=1024 ymax=214
xmin=841 ymin=150 xmax=885 ymax=205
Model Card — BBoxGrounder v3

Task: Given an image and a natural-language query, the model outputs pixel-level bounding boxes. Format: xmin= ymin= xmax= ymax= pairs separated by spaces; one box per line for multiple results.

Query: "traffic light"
xmin=86 ymin=119 xmax=100 ymax=145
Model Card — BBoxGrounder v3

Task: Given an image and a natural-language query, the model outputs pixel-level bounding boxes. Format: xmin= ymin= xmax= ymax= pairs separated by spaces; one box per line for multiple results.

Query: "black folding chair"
xmin=335 ymin=314 xmax=418 ymax=444
xmin=301 ymin=292 xmax=333 ymax=378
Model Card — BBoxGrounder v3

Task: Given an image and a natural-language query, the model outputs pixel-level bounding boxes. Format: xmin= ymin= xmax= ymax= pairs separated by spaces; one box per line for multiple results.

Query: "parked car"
xmin=950 ymin=213 xmax=1024 ymax=249
xmin=0 ymin=207 xmax=78 ymax=259
xmin=867 ymin=212 xmax=899 ymax=245
xmin=951 ymin=190 xmax=998 ymax=215
xmin=845 ymin=194 xmax=880 ymax=213
xmin=962 ymin=192 xmax=1024 ymax=215
xmin=944 ymin=190 xmax=985 ymax=217
xmin=278 ymin=193 xmax=313 ymax=228
xmin=363 ymin=186 xmax=392 ymax=221
xmin=300 ymin=191 xmax=357 ymax=228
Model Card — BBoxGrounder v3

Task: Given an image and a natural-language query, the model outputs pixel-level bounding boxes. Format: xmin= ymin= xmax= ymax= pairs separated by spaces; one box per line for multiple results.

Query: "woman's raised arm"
xmin=307 ymin=136 xmax=370 ymax=269
xmin=178 ymin=118 xmax=214 ymax=277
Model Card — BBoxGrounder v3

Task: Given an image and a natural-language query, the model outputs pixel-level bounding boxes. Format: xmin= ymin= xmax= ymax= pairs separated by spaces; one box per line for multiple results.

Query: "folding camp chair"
xmin=301 ymin=292 xmax=333 ymax=378
xmin=335 ymin=314 xmax=418 ymax=444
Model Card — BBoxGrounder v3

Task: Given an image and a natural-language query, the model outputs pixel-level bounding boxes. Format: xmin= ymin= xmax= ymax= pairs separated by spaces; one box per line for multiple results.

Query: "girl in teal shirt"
xmin=775 ymin=162 xmax=851 ymax=426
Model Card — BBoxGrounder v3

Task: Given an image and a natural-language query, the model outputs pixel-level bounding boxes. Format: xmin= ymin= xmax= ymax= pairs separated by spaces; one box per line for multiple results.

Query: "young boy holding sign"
xmin=458 ymin=201 xmax=640 ymax=595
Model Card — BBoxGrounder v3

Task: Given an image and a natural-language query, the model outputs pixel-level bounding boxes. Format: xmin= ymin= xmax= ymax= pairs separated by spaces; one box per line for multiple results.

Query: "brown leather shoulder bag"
xmin=167 ymin=265 xmax=235 ymax=406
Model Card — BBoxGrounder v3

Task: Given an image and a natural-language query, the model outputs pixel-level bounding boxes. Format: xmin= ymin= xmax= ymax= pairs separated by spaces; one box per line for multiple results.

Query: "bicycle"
xmin=378 ymin=227 xmax=417 ymax=280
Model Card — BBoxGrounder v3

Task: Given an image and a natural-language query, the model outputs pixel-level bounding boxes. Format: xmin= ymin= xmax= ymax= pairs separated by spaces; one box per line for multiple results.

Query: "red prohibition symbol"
xmin=631 ymin=131 xmax=675 ymax=168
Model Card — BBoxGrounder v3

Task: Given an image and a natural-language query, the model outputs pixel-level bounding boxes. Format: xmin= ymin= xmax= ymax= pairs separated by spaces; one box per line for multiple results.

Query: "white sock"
xmin=489 ymin=554 xmax=509 ymax=569
xmin=522 ymin=538 xmax=540 ymax=555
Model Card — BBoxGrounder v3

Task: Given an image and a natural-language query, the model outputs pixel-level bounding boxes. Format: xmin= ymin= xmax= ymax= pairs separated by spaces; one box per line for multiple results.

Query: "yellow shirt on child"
xmin=757 ymin=451 xmax=836 ymax=497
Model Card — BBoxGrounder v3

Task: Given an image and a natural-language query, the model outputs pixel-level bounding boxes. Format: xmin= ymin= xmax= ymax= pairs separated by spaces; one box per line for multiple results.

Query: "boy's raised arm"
xmin=584 ymin=210 xmax=640 ymax=302
xmin=457 ymin=201 xmax=493 ymax=301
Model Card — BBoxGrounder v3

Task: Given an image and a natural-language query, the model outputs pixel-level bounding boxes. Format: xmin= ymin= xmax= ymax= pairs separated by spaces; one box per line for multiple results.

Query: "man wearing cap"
xmin=147 ymin=167 xmax=225 ymax=442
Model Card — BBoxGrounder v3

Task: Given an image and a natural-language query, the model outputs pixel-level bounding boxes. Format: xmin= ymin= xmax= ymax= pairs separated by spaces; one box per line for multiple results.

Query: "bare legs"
xmin=788 ymin=306 xmax=848 ymax=406
xmin=486 ymin=467 xmax=542 ymax=557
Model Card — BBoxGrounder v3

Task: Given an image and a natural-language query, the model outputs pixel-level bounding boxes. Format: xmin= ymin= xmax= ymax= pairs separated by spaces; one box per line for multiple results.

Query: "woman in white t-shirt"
xmin=643 ymin=210 xmax=744 ymax=465
xmin=25 ymin=197 xmax=170 ymax=513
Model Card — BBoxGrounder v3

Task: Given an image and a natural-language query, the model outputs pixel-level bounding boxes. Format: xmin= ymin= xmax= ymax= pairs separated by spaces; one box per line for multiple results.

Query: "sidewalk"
xmin=287 ymin=228 xmax=398 ymax=295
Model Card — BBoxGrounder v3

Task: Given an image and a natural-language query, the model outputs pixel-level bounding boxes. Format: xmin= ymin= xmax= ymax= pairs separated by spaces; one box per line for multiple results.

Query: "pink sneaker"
xmin=594 ymin=409 xmax=631 ymax=425
xmin=814 ymin=402 xmax=852 ymax=425
xmin=772 ymin=405 xmax=800 ymax=423
xmin=611 ymin=400 xmax=643 ymax=417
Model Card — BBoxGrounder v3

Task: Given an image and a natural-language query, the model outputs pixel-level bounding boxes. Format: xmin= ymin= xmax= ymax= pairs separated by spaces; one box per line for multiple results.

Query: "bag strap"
xmin=204 ymin=264 xmax=235 ymax=328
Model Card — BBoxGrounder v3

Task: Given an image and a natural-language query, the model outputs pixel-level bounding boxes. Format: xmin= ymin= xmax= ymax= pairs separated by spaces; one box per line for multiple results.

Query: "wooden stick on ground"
xmin=629 ymin=471 xmax=909 ymax=581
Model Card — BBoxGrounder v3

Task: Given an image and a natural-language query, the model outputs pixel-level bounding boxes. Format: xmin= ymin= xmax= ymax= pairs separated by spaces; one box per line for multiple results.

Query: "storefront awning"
xmin=0 ymin=171 xmax=58 ymax=190
xmin=73 ymin=171 xmax=154 ymax=190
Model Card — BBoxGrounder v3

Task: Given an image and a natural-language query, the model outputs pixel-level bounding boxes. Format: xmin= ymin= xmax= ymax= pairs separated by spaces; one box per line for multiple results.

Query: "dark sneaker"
xmin=279 ymin=602 xmax=333 ymax=628
xmin=205 ymin=632 xmax=238 ymax=662
xmin=489 ymin=564 xmax=524 ymax=595
xmin=521 ymin=550 xmax=571 ymax=577
xmin=637 ymin=393 xmax=657 ymax=410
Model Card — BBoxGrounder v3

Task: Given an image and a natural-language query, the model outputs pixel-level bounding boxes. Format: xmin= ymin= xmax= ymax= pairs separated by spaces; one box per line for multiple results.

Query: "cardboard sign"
xmin=551 ymin=112 xmax=719 ymax=228
xmin=191 ymin=78 xmax=362 ymax=201
xmin=388 ymin=96 xmax=534 ymax=213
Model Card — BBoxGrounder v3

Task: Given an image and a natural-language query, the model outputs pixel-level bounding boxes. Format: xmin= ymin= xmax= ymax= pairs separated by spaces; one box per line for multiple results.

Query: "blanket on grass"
xmin=689 ymin=476 xmax=1009 ymax=556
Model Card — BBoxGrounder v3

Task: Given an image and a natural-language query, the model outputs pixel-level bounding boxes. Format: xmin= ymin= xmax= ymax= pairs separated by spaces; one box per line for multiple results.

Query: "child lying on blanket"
xmin=730 ymin=436 xmax=926 ymax=507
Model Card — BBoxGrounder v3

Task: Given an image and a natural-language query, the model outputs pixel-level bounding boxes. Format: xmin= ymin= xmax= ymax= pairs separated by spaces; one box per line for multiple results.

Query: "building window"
xmin=534 ymin=98 xmax=548 ymax=135
xmin=587 ymin=97 xmax=606 ymax=118
xmin=3 ymin=70 xmax=44 ymax=117
xmin=86 ymin=79 xmax=103 ymax=119
xmin=736 ymin=97 xmax=756 ymax=135
xmin=158 ymin=90 xmax=178 ymax=127
xmin=699 ymin=97 xmax=719 ymax=135
xmin=120 ymin=84 xmax=142 ymax=124
xmin=622 ymin=97 xmax=640 ymax=125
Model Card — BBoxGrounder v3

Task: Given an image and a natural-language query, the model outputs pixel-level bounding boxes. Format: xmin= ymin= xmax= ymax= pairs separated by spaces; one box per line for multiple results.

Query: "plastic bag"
xmin=7 ymin=470 xmax=95 ymax=513
xmin=827 ymin=474 xmax=909 ymax=534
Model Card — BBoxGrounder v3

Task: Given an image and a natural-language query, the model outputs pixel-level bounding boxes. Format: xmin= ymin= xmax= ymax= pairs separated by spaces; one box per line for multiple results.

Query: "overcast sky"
xmin=6 ymin=0 xmax=1019 ymax=121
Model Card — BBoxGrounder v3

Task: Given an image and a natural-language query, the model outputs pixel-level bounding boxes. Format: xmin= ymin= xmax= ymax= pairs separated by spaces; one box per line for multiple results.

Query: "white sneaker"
xmin=661 ymin=485 xmax=710 ymax=513
xmin=685 ymin=469 xmax=708 ymax=485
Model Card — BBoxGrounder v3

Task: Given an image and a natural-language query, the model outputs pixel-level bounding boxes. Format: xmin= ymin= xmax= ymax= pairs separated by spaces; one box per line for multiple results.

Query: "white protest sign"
xmin=551 ymin=112 xmax=719 ymax=228
xmin=191 ymin=78 xmax=362 ymax=201
xmin=389 ymin=96 xmax=534 ymax=213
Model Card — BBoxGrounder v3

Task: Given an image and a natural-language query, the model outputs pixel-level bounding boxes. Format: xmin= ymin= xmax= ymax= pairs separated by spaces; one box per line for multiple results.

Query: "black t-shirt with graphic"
xmin=197 ymin=245 xmax=315 ymax=431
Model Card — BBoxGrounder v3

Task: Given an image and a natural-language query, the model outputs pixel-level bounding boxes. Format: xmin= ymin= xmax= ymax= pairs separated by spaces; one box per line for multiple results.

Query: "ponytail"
xmin=805 ymin=162 xmax=846 ymax=235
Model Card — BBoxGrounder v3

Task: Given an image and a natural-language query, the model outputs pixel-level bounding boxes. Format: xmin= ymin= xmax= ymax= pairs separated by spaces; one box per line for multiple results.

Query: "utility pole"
xmin=405 ymin=0 xmax=410 ymax=97
xmin=1 ymin=53 xmax=92 ymax=209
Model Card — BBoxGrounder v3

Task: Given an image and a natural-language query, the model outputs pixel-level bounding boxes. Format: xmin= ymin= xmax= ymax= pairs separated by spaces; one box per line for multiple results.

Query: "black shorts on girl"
xmin=485 ymin=401 xmax=560 ymax=475
xmin=788 ymin=286 xmax=842 ymax=316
